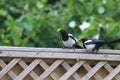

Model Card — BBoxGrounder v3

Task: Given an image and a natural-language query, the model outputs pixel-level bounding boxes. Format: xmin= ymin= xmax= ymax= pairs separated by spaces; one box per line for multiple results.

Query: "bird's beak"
xmin=57 ymin=28 xmax=62 ymax=32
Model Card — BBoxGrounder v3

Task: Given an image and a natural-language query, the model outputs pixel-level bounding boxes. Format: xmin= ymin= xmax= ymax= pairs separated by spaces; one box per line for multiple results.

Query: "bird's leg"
xmin=73 ymin=44 xmax=75 ymax=49
xmin=73 ymin=44 xmax=76 ymax=51
xmin=92 ymin=49 xmax=98 ymax=54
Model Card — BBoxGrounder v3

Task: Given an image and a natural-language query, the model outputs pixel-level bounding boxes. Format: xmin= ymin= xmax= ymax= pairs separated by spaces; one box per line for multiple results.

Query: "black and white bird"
xmin=81 ymin=38 xmax=120 ymax=53
xmin=57 ymin=29 xmax=82 ymax=49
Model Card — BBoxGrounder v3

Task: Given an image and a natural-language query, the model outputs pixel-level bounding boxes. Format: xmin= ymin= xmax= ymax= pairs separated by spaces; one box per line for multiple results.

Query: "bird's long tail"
xmin=106 ymin=39 xmax=120 ymax=44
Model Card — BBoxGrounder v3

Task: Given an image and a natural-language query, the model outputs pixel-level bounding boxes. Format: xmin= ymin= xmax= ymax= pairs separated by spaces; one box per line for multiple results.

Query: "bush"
xmin=0 ymin=0 xmax=120 ymax=49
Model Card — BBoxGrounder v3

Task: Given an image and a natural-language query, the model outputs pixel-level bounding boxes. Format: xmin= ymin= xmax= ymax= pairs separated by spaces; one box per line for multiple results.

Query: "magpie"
xmin=57 ymin=29 xmax=82 ymax=49
xmin=81 ymin=38 xmax=120 ymax=53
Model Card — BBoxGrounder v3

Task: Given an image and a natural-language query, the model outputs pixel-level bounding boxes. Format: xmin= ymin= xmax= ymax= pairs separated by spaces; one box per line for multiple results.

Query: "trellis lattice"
xmin=0 ymin=46 xmax=120 ymax=80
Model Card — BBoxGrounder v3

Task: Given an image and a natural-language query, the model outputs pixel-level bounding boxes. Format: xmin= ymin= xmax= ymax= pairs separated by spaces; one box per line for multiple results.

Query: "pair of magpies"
xmin=58 ymin=29 xmax=120 ymax=53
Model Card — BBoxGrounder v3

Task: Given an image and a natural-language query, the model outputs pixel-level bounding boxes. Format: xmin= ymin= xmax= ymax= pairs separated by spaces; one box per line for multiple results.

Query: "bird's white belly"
xmin=85 ymin=44 xmax=95 ymax=50
xmin=84 ymin=40 xmax=95 ymax=50
xmin=62 ymin=38 xmax=75 ymax=47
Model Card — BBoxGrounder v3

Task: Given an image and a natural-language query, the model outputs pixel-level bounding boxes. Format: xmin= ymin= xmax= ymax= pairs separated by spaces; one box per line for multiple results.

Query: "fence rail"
xmin=0 ymin=46 xmax=120 ymax=80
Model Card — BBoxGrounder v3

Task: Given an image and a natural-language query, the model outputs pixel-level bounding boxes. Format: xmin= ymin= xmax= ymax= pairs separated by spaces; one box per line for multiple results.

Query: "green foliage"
xmin=0 ymin=0 xmax=120 ymax=49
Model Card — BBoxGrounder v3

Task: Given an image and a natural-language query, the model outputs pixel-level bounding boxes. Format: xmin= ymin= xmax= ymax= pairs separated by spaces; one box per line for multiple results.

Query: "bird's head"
xmin=57 ymin=28 xmax=69 ymax=40
xmin=57 ymin=29 xmax=68 ymax=35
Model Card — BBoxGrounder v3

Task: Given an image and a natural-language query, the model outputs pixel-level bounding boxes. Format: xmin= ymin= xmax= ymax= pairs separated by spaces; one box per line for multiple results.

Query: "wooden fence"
xmin=0 ymin=46 xmax=120 ymax=80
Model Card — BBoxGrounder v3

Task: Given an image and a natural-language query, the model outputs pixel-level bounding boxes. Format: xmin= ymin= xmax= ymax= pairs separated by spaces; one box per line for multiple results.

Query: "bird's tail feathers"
xmin=106 ymin=39 xmax=120 ymax=44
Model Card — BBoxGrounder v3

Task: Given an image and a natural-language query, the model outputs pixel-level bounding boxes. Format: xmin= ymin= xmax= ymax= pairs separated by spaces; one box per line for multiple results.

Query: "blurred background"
xmin=0 ymin=0 xmax=120 ymax=49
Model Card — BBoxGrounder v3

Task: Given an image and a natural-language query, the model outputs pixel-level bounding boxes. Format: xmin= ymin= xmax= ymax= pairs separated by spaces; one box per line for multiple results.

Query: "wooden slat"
xmin=59 ymin=61 xmax=85 ymax=80
xmin=0 ymin=58 xmax=21 ymax=78
xmin=104 ymin=63 xmax=120 ymax=80
xmin=0 ymin=46 xmax=79 ymax=53
xmin=62 ymin=62 xmax=81 ymax=80
xmin=36 ymin=60 xmax=63 ymax=80
xmin=39 ymin=60 xmax=60 ymax=80
xmin=0 ymin=46 xmax=119 ymax=80
xmin=14 ymin=59 xmax=42 ymax=80
xmin=81 ymin=61 xmax=107 ymax=80
xmin=0 ymin=59 xmax=17 ymax=79
xmin=0 ymin=46 xmax=120 ymax=55
xmin=104 ymin=64 xmax=120 ymax=80
xmin=0 ymin=51 xmax=120 ymax=61
xmin=83 ymin=63 xmax=103 ymax=80
xmin=18 ymin=60 xmax=38 ymax=79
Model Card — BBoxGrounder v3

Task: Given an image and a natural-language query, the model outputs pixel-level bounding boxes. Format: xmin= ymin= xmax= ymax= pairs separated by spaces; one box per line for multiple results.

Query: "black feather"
xmin=59 ymin=29 xmax=82 ymax=49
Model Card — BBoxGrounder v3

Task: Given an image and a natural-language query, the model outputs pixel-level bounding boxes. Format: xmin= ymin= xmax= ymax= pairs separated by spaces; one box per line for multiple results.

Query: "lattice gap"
xmin=0 ymin=57 xmax=120 ymax=80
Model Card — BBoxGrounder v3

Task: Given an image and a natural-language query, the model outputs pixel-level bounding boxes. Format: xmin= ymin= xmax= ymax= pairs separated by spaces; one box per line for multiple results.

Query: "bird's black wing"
xmin=68 ymin=34 xmax=77 ymax=43
xmin=69 ymin=34 xmax=83 ymax=49
xmin=92 ymin=40 xmax=106 ymax=51
xmin=92 ymin=40 xmax=104 ymax=44
xmin=85 ymin=40 xmax=104 ymax=45
xmin=85 ymin=40 xmax=105 ymax=50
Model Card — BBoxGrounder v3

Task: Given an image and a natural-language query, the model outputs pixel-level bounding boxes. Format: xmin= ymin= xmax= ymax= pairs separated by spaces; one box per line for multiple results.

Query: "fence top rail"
xmin=0 ymin=46 xmax=119 ymax=61
xmin=0 ymin=46 xmax=120 ymax=54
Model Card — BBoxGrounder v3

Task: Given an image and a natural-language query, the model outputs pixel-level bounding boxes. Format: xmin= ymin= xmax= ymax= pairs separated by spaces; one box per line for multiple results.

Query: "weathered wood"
xmin=81 ymin=61 xmax=107 ymax=80
xmin=0 ymin=58 xmax=21 ymax=78
xmin=0 ymin=51 xmax=120 ymax=61
xmin=62 ymin=62 xmax=82 ymax=80
xmin=36 ymin=60 xmax=63 ymax=80
xmin=59 ymin=61 xmax=85 ymax=80
xmin=0 ymin=46 xmax=119 ymax=80
xmin=14 ymin=59 xmax=42 ymax=80
xmin=0 ymin=46 xmax=120 ymax=55
xmin=39 ymin=60 xmax=60 ymax=80
xmin=104 ymin=63 xmax=120 ymax=80
xmin=18 ymin=59 xmax=38 ymax=79
xmin=104 ymin=64 xmax=120 ymax=80
xmin=83 ymin=63 xmax=103 ymax=80
xmin=0 ymin=59 xmax=17 ymax=79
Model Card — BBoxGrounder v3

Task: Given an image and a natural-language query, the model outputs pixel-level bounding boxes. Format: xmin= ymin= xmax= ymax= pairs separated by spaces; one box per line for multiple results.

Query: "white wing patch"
xmin=84 ymin=40 xmax=95 ymax=50
xmin=68 ymin=34 xmax=78 ymax=41
xmin=68 ymin=34 xmax=73 ymax=36
xmin=62 ymin=34 xmax=76 ymax=47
